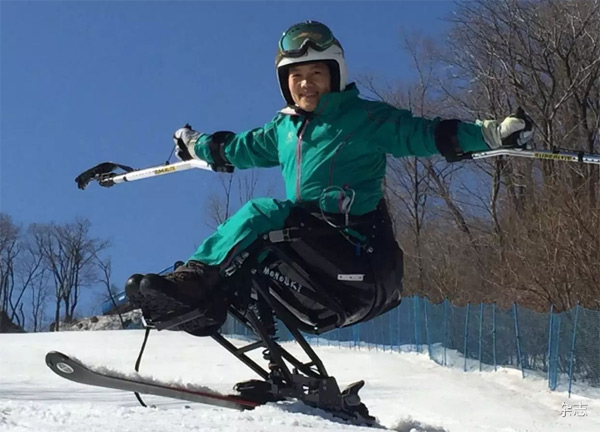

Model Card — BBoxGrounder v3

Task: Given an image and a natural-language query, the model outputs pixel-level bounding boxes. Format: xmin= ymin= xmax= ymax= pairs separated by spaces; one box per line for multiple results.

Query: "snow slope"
xmin=1 ymin=330 xmax=599 ymax=432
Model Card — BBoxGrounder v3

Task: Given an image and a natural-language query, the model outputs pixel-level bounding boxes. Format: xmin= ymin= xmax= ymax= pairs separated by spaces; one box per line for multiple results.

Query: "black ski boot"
xmin=124 ymin=273 xmax=144 ymax=305
xmin=126 ymin=261 xmax=228 ymax=336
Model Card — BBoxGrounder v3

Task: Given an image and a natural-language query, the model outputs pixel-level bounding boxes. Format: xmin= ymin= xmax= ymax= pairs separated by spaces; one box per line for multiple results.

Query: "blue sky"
xmin=1 ymin=1 xmax=457 ymax=316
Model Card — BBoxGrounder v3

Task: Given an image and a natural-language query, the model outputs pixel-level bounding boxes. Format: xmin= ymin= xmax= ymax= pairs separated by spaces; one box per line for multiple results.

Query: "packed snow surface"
xmin=1 ymin=330 xmax=599 ymax=431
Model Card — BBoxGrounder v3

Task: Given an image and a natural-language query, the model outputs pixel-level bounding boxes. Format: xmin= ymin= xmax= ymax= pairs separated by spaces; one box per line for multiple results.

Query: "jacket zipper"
xmin=295 ymin=118 xmax=310 ymax=202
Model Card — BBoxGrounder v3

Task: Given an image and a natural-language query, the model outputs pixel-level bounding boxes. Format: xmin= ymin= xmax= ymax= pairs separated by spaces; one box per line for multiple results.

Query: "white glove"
xmin=173 ymin=124 xmax=201 ymax=161
xmin=479 ymin=109 xmax=533 ymax=149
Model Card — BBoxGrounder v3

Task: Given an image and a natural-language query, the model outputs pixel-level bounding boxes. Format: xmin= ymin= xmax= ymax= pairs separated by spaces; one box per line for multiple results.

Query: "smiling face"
xmin=287 ymin=62 xmax=331 ymax=112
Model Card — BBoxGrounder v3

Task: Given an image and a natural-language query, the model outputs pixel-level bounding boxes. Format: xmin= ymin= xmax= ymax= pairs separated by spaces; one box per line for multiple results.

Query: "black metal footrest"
xmin=234 ymin=379 xmax=284 ymax=404
xmin=237 ymin=372 xmax=376 ymax=426
xmin=152 ymin=307 xmax=205 ymax=330
xmin=341 ymin=380 xmax=365 ymax=407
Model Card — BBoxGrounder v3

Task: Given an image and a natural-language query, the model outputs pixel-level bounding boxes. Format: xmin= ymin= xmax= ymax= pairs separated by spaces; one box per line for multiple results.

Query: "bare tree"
xmin=30 ymin=218 xmax=109 ymax=331
xmin=0 ymin=213 xmax=46 ymax=331
xmin=205 ymin=169 xmax=274 ymax=229
xmin=29 ymin=268 xmax=49 ymax=332
xmin=372 ymin=0 xmax=600 ymax=310
xmin=353 ymin=1 xmax=599 ymax=310
xmin=0 ymin=213 xmax=20 ymax=330
xmin=96 ymin=256 xmax=126 ymax=329
xmin=15 ymin=240 xmax=45 ymax=330
xmin=359 ymin=32 xmax=490 ymax=301
xmin=435 ymin=0 xmax=600 ymax=310
xmin=206 ymin=174 xmax=235 ymax=228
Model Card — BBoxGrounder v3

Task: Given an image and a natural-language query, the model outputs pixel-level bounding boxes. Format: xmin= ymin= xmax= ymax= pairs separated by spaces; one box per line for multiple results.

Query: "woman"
xmin=126 ymin=21 xmax=531 ymax=335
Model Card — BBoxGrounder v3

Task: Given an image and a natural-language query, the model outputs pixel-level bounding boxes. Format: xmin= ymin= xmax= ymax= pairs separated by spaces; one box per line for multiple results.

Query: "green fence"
xmin=221 ymin=296 xmax=600 ymax=396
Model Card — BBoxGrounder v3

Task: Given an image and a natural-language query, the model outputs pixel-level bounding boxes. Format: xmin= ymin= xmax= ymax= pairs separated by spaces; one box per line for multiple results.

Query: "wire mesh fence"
xmin=220 ymin=296 xmax=599 ymax=395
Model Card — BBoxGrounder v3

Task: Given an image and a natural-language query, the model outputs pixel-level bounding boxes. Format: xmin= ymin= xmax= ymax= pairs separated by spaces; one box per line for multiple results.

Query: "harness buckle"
xmin=268 ymin=228 xmax=299 ymax=243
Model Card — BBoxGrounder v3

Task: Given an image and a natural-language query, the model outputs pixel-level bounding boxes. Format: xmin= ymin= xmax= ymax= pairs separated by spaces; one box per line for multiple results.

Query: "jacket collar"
xmin=278 ymin=83 xmax=359 ymax=117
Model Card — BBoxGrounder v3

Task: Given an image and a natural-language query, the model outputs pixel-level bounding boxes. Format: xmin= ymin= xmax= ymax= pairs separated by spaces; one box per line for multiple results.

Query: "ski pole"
xmin=470 ymin=148 xmax=600 ymax=165
xmin=105 ymin=160 xmax=212 ymax=185
xmin=75 ymin=147 xmax=600 ymax=190
xmin=75 ymin=160 xmax=212 ymax=189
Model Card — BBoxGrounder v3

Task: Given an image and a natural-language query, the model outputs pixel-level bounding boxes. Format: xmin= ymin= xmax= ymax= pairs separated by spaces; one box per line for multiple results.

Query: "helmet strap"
xmin=323 ymin=60 xmax=340 ymax=92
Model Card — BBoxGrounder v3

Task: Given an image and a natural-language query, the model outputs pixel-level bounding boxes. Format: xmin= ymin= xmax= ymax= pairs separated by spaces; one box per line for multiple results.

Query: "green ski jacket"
xmin=193 ymin=83 xmax=489 ymax=216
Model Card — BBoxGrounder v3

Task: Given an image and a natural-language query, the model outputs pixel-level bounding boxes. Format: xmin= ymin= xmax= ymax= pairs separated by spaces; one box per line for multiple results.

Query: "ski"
xmin=45 ymin=351 xmax=261 ymax=411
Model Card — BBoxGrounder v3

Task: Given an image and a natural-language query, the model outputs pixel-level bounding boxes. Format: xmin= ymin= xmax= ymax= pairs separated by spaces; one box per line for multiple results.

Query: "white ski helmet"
xmin=275 ymin=21 xmax=348 ymax=106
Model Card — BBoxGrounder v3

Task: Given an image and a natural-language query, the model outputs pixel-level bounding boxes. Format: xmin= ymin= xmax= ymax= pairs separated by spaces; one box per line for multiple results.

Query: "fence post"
xmin=547 ymin=304 xmax=554 ymax=389
xmin=479 ymin=303 xmax=484 ymax=372
xmin=492 ymin=302 xmax=497 ymax=372
xmin=549 ymin=309 xmax=561 ymax=391
xmin=373 ymin=320 xmax=379 ymax=352
xmin=513 ymin=303 xmax=525 ymax=378
xmin=389 ymin=306 xmax=394 ymax=352
xmin=380 ymin=314 xmax=386 ymax=352
xmin=397 ymin=302 xmax=402 ymax=352
xmin=408 ymin=296 xmax=414 ymax=351
xmin=464 ymin=302 xmax=470 ymax=372
xmin=414 ymin=296 xmax=422 ymax=353
xmin=443 ymin=298 xmax=449 ymax=366
xmin=568 ymin=303 xmax=581 ymax=398
xmin=424 ymin=298 xmax=432 ymax=359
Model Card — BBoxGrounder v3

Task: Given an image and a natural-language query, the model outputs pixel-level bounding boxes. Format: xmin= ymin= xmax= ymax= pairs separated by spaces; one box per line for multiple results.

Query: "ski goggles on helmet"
xmin=278 ymin=21 xmax=338 ymax=58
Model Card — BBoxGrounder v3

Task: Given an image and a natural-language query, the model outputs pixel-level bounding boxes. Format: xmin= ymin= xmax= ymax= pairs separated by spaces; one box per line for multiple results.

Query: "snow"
xmin=58 ymin=311 xmax=143 ymax=332
xmin=1 ymin=330 xmax=599 ymax=432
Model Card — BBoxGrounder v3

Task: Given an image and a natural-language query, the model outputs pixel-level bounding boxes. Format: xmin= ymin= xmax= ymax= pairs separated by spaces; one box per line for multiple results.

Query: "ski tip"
xmin=45 ymin=351 xmax=76 ymax=376
xmin=46 ymin=350 xmax=68 ymax=356
xmin=45 ymin=350 xmax=69 ymax=363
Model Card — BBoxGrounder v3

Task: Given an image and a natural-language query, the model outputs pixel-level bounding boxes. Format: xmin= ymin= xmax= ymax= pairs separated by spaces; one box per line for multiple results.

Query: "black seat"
xmin=235 ymin=201 xmax=404 ymax=334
